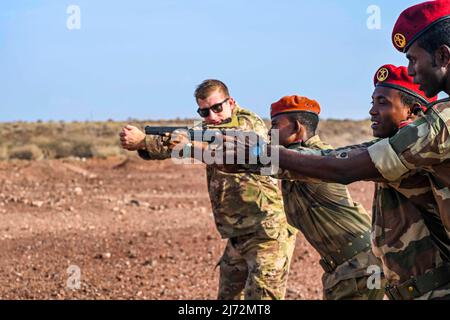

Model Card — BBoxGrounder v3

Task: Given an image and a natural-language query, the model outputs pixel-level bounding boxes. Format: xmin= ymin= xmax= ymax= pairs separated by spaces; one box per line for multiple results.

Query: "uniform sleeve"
xmin=367 ymin=109 xmax=450 ymax=181
xmin=137 ymin=134 xmax=173 ymax=160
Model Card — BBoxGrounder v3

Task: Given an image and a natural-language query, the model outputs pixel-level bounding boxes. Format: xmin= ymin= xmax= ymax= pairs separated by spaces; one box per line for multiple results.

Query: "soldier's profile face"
xmin=197 ymin=89 xmax=235 ymax=125
xmin=406 ymin=41 xmax=444 ymax=98
xmin=270 ymin=114 xmax=297 ymax=146
xmin=369 ymin=87 xmax=410 ymax=138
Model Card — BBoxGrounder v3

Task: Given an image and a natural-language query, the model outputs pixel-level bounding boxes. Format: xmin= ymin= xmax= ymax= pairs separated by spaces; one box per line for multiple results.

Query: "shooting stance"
xmin=120 ymin=79 xmax=296 ymax=300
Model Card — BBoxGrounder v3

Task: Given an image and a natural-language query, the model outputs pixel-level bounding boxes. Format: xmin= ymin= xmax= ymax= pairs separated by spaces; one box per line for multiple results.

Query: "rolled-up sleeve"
xmin=367 ymin=109 xmax=450 ymax=181
xmin=137 ymin=135 xmax=172 ymax=160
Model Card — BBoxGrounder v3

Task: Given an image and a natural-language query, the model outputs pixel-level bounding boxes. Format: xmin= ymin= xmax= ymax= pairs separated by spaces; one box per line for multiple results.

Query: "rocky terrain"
xmin=0 ymin=156 xmax=374 ymax=299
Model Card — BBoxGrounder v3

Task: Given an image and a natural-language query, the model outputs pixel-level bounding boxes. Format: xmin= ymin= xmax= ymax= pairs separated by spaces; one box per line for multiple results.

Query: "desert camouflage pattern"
xmin=218 ymin=227 xmax=296 ymax=300
xmin=367 ymin=98 xmax=450 ymax=237
xmin=277 ymin=136 xmax=385 ymax=300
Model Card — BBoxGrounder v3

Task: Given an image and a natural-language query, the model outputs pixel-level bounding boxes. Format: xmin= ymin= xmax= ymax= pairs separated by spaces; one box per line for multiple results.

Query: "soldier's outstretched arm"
xmin=278 ymin=107 xmax=450 ymax=185
xmin=120 ymin=125 xmax=173 ymax=160
xmin=217 ymin=140 xmax=383 ymax=184
xmin=278 ymin=147 xmax=382 ymax=185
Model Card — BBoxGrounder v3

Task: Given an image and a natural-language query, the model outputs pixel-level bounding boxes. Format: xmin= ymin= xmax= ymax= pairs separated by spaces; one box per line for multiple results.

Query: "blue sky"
xmin=0 ymin=0 xmax=427 ymax=122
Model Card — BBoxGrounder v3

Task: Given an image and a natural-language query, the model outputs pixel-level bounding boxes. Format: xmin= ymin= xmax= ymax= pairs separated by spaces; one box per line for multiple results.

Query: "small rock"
xmin=74 ymin=187 xmax=83 ymax=196
xmin=130 ymin=200 xmax=140 ymax=207
xmin=95 ymin=252 xmax=111 ymax=260
xmin=127 ymin=250 xmax=137 ymax=259
xmin=143 ymin=260 xmax=157 ymax=267
xmin=31 ymin=201 xmax=44 ymax=208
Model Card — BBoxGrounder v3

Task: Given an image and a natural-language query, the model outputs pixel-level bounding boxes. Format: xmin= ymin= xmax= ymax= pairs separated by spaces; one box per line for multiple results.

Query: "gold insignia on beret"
xmin=394 ymin=33 xmax=407 ymax=49
xmin=377 ymin=68 xmax=389 ymax=82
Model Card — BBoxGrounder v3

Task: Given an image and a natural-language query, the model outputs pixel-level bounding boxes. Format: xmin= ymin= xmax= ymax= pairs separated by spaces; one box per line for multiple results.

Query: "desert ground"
xmin=0 ymin=119 xmax=375 ymax=299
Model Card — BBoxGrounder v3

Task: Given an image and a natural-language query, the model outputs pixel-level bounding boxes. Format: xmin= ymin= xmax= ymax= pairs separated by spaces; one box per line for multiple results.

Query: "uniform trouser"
xmin=218 ymin=227 xmax=296 ymax=300
xmin=323 ymin=276 xmax=386 ymax=300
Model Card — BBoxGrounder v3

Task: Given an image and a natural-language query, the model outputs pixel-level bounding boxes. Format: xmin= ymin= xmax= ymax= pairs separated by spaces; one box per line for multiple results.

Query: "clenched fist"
xmin=119 ymin=125 xmax=146 ymax=151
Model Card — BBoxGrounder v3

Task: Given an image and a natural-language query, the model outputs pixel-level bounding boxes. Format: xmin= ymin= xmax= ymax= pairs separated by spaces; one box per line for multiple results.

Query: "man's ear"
xmin=228 ymin=97 xmax=236 ymax=110
xmin=435 ymin=45 xmax=450 ymax=68
xmin=294 ymin=120 xmax=305 ymax=136
xmin=409 ymin=102 xmax=422 ymax=119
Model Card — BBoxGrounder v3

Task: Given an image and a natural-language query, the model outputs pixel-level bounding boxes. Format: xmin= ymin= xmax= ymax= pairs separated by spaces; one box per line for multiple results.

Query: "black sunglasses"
xmin=197 ymin=98 xmax=230 ymax=118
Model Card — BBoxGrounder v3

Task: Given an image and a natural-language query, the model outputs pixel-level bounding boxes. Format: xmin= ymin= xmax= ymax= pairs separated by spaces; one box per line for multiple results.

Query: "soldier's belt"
xmin=319 ymin=231 xmax=371 ymax=273
xmin=385 ymin=264 xmax=450 ymax=300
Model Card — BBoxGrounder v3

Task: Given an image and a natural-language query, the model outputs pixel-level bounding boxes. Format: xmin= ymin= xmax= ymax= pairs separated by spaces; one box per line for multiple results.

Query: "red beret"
xmin=392 ymin=0 xmax=450 ymax=52
xmin=374 ymin=64 xmax=437 ymax=104
xmin=270 ymin=95 xmax=320 ymax=118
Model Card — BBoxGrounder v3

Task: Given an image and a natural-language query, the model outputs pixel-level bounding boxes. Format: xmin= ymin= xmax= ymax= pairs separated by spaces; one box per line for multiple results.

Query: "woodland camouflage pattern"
xmin=275 ymin=135 xmax=385 ymax=300
xmin=368 ymin=98 xmax=450 ymax=238
xmin=321 ymin=137 xmax=450 ymax=299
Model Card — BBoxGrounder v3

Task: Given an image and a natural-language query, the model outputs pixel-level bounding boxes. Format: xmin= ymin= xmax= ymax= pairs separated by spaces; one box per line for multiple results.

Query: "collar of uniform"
xmin=426 ymin=97 xmax=450 ymax=110
xmin=285 ymin=135 xmax=322 ymax=150
xmin=303 ymin=135 xmax=322 ymax=148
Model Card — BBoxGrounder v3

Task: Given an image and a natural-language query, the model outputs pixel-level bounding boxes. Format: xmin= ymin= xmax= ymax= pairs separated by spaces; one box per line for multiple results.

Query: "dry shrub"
xmin=0 ymin=145 xmax=8 ymax=161
xmin=91 ymin=145 xmax=123 ymax=159
xmin=71 ymin=139 xmax=94 ymax=158
xmin=9 ymin=144 xmax=44 ymax=160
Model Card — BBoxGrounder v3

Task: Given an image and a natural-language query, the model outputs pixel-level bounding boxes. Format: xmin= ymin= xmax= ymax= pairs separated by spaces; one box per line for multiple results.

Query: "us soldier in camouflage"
xmin=220 ymin=95 xmax=385 ymax=300
xmin=120 ymin=79 xmax=296 ymax=300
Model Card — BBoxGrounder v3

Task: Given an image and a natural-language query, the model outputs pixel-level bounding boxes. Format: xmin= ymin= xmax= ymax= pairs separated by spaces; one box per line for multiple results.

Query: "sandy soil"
xmin=0 ymin=157 xmax=374 ymax=300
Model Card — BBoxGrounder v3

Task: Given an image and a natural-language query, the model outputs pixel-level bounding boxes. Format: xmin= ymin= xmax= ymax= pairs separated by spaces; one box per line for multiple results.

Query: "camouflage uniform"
xmin=138 ymin=105 xmax=296 ymax=300
xmin=275 ymin=136 xmax=385 ymax=300
xmin=365 ymin=98 xmax=450 ymax=299
xmin=317 ymin=137 xmax=450 ymax=299
xmin=367 ymin=99 xmax=450 ymax=234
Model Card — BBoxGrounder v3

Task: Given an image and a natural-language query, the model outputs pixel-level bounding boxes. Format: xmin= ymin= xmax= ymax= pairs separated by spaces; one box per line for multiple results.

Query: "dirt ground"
xmin=0 ymin=156 xmax=374 ymax=300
